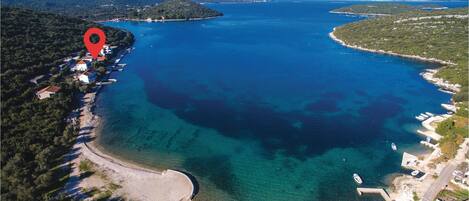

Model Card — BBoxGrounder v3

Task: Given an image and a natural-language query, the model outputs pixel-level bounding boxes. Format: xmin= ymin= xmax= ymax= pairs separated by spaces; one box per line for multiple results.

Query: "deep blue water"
xmin=98 ymin=2 xmax=465 ymax=200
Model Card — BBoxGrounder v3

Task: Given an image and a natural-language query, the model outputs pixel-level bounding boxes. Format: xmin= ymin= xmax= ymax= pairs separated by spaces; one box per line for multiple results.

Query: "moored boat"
xmin=415 ymin=115 xmax=426 ymax=121
xmin=425 ymin=112 xmax=434 ymax=117
xmin=391 ymin=142 xmax=397 ymax=151
xmin=353 ymin=173 xmax=363 ymax=184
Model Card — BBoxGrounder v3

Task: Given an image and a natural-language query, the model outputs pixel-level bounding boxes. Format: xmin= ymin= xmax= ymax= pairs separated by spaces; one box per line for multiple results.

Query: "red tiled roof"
xmin=37 ymin=86 xmax=61 ymax=93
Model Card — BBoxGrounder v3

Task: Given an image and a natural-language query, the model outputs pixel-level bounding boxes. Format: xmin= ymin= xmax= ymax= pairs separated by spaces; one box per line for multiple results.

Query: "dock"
xmin=356 ymin=188 xmax=392 ymax=201
xmin=420 ymin=141 xmax=438 ymax=149
xmin=401 ymin=152 xmax=420 ymax=169
xmin=417 ymin=129 xmax=442 ymax=141
xmin=441 ymin=103 xmax=457 ymax=112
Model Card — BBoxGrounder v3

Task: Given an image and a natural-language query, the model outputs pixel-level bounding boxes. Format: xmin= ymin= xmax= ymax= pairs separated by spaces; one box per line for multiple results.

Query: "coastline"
xmin=329 ymin=27 xmax=462 ymax=200
xmin=64 ymin=49 xmax=195 ymax=201
xmin=95 ymin=16 xmax=220 ymax=23
xmin=329 ymin=28 xmax=460 ymax=93
xmin=329 ymin=11 xmax=391 ymax=16
xmin=329 ymin=28 xmax=456 ymax=66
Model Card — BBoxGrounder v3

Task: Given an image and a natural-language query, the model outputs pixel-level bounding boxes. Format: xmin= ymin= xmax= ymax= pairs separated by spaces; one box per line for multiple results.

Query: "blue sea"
xmin=99 ymin=1 xmax=466 ymax=200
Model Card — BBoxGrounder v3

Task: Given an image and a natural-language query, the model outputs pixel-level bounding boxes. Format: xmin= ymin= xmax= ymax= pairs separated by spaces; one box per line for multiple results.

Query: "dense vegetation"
xmin=437 ymin=188 xmax=469 ymax=200
xmin=1 ymin=7 xmax=133 ymax=200
xmin=331 ymin=3 xmax=447 ymax=15
xmin=3 ymin=0 xmax=223 ymax=21
xmin=128 ymin=0 xmax=222 ymax=20
xmin=333 ymin=7 xmax=468 ymax=160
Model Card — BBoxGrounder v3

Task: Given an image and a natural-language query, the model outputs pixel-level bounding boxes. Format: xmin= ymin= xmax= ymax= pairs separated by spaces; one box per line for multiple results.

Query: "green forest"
xmin=331 ymin=3 xmax=447 ymax=15
xmin=3 ymin=0 xmax=223 ymax=21
xmin=1 ymin=7 xmax=133 ymax=200
xmin=128 ymin=0 xmax=223 ymax=20
xmin=333 ymin=7 xmax=468 ymax=160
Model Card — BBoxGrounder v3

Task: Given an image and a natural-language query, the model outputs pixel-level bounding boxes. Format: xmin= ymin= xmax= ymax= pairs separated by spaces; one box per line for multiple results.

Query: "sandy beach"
xmin=64 ymin=53 xmax=195 ymax=201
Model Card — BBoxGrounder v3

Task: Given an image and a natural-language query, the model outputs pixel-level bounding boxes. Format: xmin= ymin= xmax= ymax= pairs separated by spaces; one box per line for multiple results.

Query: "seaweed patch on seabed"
xmin=304 ymin=98 xmax=340 ymax=113
xmin=181 ymin=129 xmax=201 ymax=149
xmin=140 ymin=73 xmax=406 ymax=159
xmin=166 ymin=127 xmax=183 ymax=149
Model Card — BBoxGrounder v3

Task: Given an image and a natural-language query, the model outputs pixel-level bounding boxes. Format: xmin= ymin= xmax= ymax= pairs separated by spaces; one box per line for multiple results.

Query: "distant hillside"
xmin=331 ymin=3 xmax=448 ymax=15
xmin=2 ymin=0 xmax=223 ymax=20
xmin=129 ymin=0 xmax=223 ymax=20
xmin=1 ymin=7 xmax=133 ymax=200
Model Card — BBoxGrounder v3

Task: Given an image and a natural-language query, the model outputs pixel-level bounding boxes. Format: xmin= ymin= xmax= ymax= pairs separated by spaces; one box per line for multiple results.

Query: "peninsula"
xmin=331 ymin=5 xmax=468 ymax=201
xmin=330 ymin=3 xmax=448 ymax=16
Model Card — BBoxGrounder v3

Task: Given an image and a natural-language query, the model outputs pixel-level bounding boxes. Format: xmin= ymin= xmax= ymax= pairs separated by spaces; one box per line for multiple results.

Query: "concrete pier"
xmin=417 ymin=129 xmax=442 ymax=141
xmin=357 ymin=188 xmax=392 ymax=201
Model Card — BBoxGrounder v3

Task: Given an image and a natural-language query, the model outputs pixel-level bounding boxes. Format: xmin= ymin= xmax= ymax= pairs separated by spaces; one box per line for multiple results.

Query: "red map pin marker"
xmin=83 ymin=28 xmax=106 ymax=59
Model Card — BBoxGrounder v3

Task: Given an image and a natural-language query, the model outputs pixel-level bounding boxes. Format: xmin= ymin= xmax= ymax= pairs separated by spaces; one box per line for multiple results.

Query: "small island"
xmin=331 ymin=5 xmax=468 ymax=201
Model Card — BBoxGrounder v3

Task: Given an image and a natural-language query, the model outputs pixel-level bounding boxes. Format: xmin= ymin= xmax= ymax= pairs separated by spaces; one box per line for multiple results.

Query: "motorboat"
xmin=411 ymin=170 xmax=420 ymax=177
xmin=415 ymin=115 xmax=426 ymax=121
xmin=425 ymin=112 xmax=434 ymax=117
xmin=391 ymin=142 xmax=397 ymax=151
xmin=353 ymin=173 xmax=363 ymax=184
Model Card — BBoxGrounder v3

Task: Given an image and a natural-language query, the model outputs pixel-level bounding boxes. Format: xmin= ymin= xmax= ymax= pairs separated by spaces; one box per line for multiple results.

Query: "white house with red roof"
xmin=36 ymin=86 xmax=61 ymax=100
xmin=72 ymin=60 xmax=89 ymax=72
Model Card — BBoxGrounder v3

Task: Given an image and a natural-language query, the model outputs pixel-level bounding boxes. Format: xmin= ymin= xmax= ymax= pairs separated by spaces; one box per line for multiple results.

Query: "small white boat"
xmin=353 ymin=173 xmax=363 ymax=184
xmin=391 ymin=143 xmax=397 ymax=151
xmin=420 ymin=113 xmax=429 ymax=118
xmin=415 ymin=115 xmax=426 ymax=121
xmin=425 ymin=112 xmax=434 ymax=117
xmin=411 ymin=170 xmax=419 ymax=176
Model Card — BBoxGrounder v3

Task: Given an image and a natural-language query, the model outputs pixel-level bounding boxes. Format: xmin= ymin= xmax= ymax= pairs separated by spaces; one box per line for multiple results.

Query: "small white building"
xmin=78 ymin=71 xmax=97 ymax=84
xmin=36 ymin=86 xmax=61 ymax=100
xmin=100 ymin=44 xmax=112 ymax=55
xmin=73 ymin=60 xmax=89 ymax=71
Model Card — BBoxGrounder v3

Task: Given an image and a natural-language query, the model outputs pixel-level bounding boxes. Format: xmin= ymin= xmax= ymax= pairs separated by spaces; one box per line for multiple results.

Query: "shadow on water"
xmin=138 ymin=71 xmax=405 ymax=160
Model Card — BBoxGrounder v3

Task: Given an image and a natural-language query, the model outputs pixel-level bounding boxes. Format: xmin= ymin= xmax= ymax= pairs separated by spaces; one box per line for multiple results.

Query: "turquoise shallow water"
xmin=98 ymin=2 xmax=465 ymax=200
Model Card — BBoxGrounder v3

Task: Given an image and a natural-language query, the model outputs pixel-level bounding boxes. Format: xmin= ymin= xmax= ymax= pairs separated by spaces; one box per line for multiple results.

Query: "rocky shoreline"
xmin=329 ymin=28 xmax=460 ymax=94
xmin=329 ymin=11 xmax=390 ymax=16
xmin=329 ymin=27 xmax=462 ymax=200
